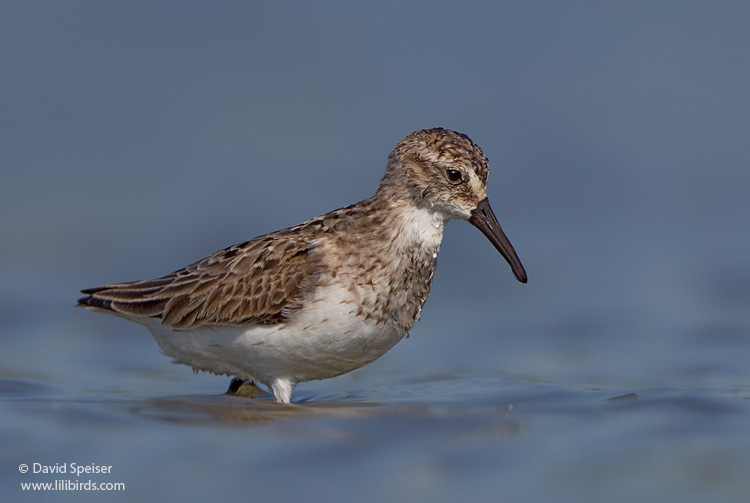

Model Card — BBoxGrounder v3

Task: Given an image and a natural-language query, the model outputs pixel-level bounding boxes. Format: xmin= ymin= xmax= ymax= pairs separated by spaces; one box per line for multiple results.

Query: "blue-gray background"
xmin=2 ymin=2 xmax=749 ymax=502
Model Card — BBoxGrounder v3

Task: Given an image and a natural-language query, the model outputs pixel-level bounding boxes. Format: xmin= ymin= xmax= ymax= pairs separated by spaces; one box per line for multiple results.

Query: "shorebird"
xmin=78 ymin=128 xmax=527 ymax=403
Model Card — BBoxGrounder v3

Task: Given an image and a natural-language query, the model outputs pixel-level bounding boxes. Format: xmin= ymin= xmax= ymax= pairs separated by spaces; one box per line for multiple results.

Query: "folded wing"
xmin=78 ymin=234 xmax=316 ymax=329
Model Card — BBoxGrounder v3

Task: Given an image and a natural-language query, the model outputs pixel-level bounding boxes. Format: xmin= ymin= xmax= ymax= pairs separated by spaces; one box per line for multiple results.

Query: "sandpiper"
xmin=78 ymin=128 xmax=527 ymax=403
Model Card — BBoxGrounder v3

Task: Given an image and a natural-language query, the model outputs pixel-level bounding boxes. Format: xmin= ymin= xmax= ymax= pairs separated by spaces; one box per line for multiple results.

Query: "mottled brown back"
xmin=78 ymin=229 xmax=317 ymax=329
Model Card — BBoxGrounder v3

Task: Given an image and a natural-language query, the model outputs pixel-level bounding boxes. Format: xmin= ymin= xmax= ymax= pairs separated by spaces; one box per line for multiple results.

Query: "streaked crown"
xmin=377 ymin=128 xmax=491 ymax=220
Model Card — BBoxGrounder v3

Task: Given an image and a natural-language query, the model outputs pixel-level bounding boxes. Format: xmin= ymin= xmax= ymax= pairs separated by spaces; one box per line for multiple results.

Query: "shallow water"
xmin=3 ymin=299 xmax=750 ymax=502
xmin=3 ymin=369 xmax=749 ymax=502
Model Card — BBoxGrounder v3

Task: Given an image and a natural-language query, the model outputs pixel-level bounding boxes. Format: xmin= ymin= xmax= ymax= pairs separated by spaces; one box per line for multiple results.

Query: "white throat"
xmin=394 ymin=203 xmax=447 ymax=251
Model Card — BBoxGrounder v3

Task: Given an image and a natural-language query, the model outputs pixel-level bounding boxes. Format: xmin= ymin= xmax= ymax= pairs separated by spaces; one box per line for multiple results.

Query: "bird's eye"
xmin=446 ymin=169 xmax=463 ymax=183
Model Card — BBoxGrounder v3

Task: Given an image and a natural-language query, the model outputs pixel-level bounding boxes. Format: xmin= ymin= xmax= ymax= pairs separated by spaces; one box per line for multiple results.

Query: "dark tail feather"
xmin=77 ymin=295 xmax=113 ymax=311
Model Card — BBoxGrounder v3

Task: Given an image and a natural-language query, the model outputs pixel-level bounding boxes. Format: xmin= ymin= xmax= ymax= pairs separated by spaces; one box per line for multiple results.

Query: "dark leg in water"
xmin=226 ymin=377 xmax=262 ymax=397
xmin=226 ymin=377 xmax=246 ymax=395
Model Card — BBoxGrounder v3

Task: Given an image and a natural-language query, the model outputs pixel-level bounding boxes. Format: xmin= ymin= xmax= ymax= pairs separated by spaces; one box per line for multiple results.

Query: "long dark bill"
xmin=468 ymin=197 xmax=528 ymax=283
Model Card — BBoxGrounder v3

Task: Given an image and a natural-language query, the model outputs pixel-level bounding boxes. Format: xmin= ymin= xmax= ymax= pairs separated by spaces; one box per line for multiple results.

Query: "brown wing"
xmin=78 ymin=233 xmax=317 ymax=329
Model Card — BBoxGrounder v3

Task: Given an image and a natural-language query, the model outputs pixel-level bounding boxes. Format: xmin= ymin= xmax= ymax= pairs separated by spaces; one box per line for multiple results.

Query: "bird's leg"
xmin=225 ymin=377 xmax=245 ymax=394
xmin=225 ymin=377 xmax=262 ymax=398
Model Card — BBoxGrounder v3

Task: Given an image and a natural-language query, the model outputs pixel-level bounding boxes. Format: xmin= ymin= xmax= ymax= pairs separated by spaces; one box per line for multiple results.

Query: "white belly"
xmin=142 ymin=283 xmax=406 ymax=387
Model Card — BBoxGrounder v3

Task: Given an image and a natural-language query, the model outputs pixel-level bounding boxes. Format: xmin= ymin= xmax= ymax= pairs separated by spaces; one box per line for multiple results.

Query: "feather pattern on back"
xmin=79 ymin=229 xmax=318 ymax=329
